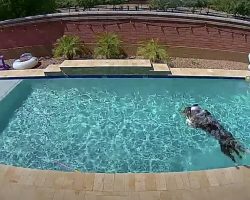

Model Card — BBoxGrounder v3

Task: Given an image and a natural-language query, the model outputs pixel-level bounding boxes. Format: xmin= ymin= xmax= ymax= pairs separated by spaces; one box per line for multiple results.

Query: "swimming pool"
xmin=0 ymin=78 xmax=250 ymax=172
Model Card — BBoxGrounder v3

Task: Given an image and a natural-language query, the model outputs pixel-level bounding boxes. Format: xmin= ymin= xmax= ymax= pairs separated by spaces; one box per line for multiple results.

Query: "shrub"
xmin=55 ymin=0 xmax=77 ymax=8
xmin=211 ymin=0 xmax=250 ymax=16
xmin=53 ymin=35 xmax=84 ymax=60
xmin=94 ymin=33 xmax=123 ymax=59
xmin=137 ymin=39 xmax=169 ymax=63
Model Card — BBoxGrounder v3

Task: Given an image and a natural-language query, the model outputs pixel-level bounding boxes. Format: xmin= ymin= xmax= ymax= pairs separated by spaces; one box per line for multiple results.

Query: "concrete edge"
xmin=0 ymin=11 xmax=250 ymax=29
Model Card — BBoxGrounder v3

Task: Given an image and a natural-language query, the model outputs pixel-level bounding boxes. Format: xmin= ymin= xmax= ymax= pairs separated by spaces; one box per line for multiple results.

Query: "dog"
xmin=182 ymin=104 xmax=247 ymax=163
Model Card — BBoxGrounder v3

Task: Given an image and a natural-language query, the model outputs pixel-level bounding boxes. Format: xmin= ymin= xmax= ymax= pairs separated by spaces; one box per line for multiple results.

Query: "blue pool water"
xmin=0 ymin=78 xmax=250 ymax=172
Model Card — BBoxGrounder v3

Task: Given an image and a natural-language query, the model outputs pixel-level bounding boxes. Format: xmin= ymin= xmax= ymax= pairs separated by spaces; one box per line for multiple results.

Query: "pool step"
xmin=44 ymin=64 xmax=63 ymax=76
xmin=151 ymin=63 xmax=171 ymax=75
xmin=44 ymin=60 xmax=172 ymax=76
xmin=57 ymin=59 xmax=154 ymax=75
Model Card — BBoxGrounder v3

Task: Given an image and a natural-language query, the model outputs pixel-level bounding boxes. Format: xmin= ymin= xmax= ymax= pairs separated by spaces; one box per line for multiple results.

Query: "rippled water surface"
xmin=0 ymin=78 xmax=250 ymax=172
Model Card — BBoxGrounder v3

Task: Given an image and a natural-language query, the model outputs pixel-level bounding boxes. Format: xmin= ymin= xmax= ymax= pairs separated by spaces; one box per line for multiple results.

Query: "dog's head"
xmin=182 ymin=106 xmax=192 ymax=118
xmin=182 ymin=104 xmax=202 ymax=118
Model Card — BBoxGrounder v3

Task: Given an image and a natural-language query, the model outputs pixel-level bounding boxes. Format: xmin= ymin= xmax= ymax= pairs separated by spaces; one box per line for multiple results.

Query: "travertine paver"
xmin=93 ymin=173 xmax=104 ymax=191
xmin=152 ymin=63 xmax=170 ymax=72
xmin=60 ymin=59 xmax=152 ymax=68
xmin=145 ymin=174 xmax=156 ymax=191
xmin=83 ymin=173 xmax=95 ymax=191
xmin=114 ymin=174 xmax=125 ymax=191
xmin=135 ymin=174 xmax=146 ymax=192
xmin=188 ymin=171 xmax=210 ymax=189
xmin=155 ymin=173 xmax=167 ymax=191
xmin=43 ymin=64 xmax=61 ymax=73
xmin=0 ymin=165 xmax=250 ymax=200
xmin=170 ymin=68 xmax=250 ymax=77
xmin=0 ymin=69 xmax=45 ymax=77
xmin=124 ymin=174 xmax=135 ymax=192
xmin=44 ymin=170 xmax=65 ymax=189
xmin=165 ymin=173 xmax=177 ymax=190
xmin=103 ymin=174 xmax=114 ymax=191
xmin=205 ymin=170 xmax=220 ymax=187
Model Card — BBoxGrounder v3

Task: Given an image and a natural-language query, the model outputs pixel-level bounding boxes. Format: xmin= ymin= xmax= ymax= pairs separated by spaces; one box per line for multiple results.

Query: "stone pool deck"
xmin=171 ymin=68 xmax=250 ymax=78
xmin=0 ymin=164 xmax=250 ymax=200
xmin=0 ymin=59 xmax=249 ymax=78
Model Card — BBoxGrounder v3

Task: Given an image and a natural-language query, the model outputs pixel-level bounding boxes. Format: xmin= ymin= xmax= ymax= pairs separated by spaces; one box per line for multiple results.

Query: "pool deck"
xmin=0 ymin=164 xmax=250 ymax=200
xmin=0 ymin=59 xmax=249 ymax=78
xmin=171 ymin=68 xmax=250 ymax=78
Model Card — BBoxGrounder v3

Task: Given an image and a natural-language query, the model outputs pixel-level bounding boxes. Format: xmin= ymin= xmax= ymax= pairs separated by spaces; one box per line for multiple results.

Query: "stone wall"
xmin=0 ymin=12 xmax=249 ymax=62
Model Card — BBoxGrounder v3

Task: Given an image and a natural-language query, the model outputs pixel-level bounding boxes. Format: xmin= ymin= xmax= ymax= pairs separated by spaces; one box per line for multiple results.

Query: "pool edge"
xmin=0 ymin=163 xmax=249 ymax=199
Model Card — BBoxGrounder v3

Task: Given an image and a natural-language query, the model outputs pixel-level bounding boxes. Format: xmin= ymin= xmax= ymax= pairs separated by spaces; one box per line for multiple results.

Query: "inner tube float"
xmin=13 ymin=53 xmax=38 ymax=70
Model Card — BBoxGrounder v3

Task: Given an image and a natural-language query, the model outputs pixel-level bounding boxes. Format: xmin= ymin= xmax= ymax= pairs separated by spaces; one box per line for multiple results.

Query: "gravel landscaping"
xmin=170 ymin=57 xmax=248 ymax=70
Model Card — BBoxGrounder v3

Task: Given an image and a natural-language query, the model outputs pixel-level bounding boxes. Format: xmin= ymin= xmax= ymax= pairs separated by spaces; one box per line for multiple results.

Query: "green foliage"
xmin=228 ymin=0 xmax=250 ymax=16
xmin=150 ymin=0 xmax=211 ymax=10
xmin=94 ymin=33 xmax=123 ymax=59
xmin=211 ymin=0 xmax=250 ymax=16
xmin=0 ymin=0 xmax=127 ymax=20
xmin=76 ymin=0 xmax=97 ymax=9
xmin=55 ymin=0 xmax=77 ymax=8
xmin=150 ymin=0 xmax=250 ymax=16
xmin=0 ymin=0 xmax=56 ymax=20
xmin=56 ymin=0 xmax=126 ymax=8
xmin=183 ymin=0 xmax=209 ymax=8
xmin=150 ymin=0 xmax=182 ymax=10
xmin=137 ymin=39 xmax=169 ymax=63
xmin=53 ymin=35 xmax=84 ymax=60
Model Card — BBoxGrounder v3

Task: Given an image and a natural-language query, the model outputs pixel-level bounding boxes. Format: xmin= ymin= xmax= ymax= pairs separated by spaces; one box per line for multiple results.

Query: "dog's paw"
xmin=234 ymin=163 xmax=240 ymax=169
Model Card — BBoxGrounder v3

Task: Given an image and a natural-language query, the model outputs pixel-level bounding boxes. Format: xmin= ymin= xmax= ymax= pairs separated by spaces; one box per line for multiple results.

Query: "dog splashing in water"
xmin=182 ymin=104 xmax=248 ymax=163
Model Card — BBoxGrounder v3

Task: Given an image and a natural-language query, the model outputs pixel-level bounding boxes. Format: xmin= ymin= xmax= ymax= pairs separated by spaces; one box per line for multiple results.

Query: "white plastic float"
xmin=13 ymin=53 xmax=38 ymax=70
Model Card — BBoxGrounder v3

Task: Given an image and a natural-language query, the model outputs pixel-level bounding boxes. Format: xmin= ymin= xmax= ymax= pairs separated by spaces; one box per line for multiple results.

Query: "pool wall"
xmin=0 ymin=80 xmax=31 ymax=133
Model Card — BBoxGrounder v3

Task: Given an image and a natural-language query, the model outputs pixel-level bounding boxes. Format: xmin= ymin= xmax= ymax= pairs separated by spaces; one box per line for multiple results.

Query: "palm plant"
xmin=137 ymin=39 xmax=169 ymax=63
xmin=94 ymin=33 xmax=123 ymax=59
xmin=53 ymin=35 xmax=84 ymax=60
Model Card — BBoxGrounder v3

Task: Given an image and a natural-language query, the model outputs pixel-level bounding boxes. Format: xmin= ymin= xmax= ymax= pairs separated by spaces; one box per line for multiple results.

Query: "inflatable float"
xmin=13 ymin=53 xmax=38 ymax=70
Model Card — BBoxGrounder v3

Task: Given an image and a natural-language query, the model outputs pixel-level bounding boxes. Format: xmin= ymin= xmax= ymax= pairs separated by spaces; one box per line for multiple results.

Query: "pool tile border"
xmin=0 ymin=74 xmax=247 ymax=80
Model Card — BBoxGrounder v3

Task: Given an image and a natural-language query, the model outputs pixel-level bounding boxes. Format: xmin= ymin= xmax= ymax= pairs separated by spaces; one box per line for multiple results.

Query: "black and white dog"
xmin=182 ymin=104 xmax=247 ymax=163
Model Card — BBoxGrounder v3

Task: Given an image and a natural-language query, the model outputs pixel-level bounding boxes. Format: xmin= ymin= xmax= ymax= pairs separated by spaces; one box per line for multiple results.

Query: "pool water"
xmin=0 ymin=78 xmax=250 ymax=172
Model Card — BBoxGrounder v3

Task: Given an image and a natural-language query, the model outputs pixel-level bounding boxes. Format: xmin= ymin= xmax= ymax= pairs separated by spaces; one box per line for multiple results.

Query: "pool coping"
xmin=0 ymin=164 xmax=250 ymax=199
